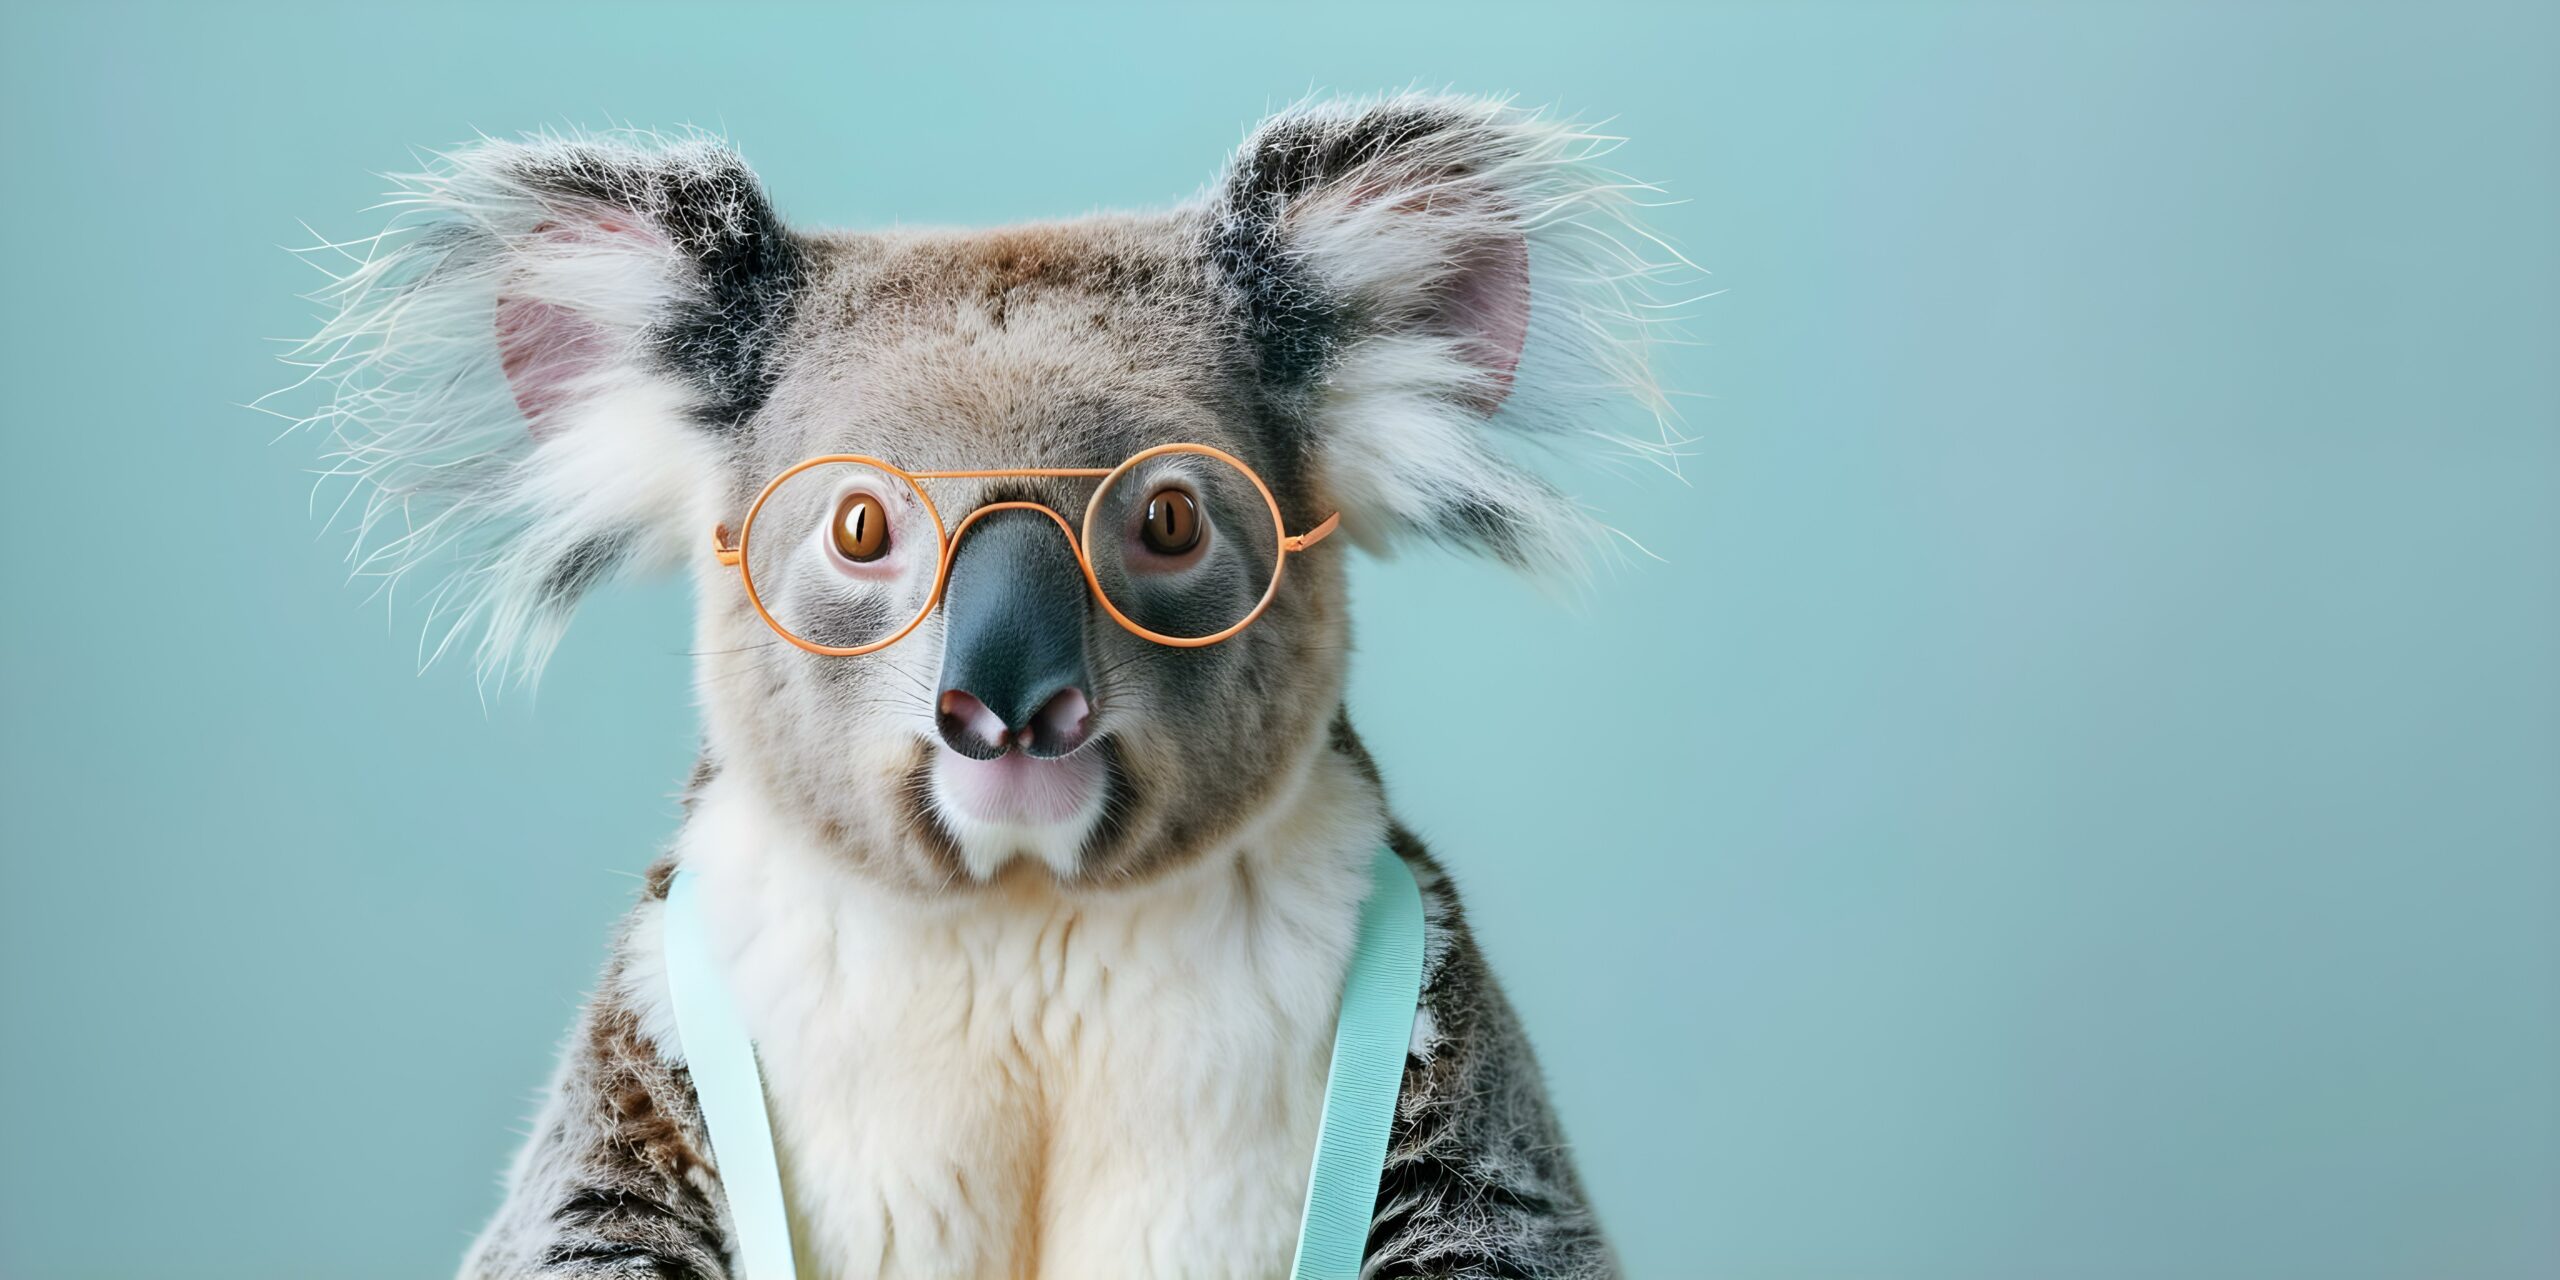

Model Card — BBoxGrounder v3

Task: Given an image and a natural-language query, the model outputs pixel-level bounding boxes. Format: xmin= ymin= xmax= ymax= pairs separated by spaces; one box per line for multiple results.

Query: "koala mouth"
xmin=929 ymin=737 xmax=1109 ymax=831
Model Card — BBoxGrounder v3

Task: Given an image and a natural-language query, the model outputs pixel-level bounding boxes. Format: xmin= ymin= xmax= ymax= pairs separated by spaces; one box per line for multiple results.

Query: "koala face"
xmin=705 ymin=221 xmax=1349 ymax=887
xmin=288 ymin=96 xmax=1678 ymax=893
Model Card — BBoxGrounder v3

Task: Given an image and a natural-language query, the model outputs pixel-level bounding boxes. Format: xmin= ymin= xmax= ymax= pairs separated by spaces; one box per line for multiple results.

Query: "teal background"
xmin=2 ymin=1 xmax=2553 ymax=1276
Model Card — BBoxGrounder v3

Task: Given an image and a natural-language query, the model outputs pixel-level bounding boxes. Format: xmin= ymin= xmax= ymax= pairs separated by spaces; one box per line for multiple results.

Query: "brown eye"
xmin=830 ymin=492 xmax=891 ymax=563
xmin=1140 ymin=487 xmax=1201 ymax=556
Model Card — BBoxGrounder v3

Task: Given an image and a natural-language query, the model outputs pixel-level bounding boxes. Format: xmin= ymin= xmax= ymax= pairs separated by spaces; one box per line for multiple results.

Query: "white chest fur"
xmin=630 ymin=757 xmax=1382 ymax=1279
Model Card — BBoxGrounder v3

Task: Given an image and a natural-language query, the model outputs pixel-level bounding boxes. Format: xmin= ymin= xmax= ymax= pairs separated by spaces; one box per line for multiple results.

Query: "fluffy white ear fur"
xmin=1215 ymin=94 xmax=1694 ymax=577
xmin=275 ymin=134 xmax=754 ymax=684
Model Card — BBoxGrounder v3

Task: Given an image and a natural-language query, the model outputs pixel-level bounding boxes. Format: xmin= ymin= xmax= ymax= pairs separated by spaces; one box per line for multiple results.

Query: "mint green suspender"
xmin=661 ymin=871 xmax=799 ymax=1280
xmin=660 ymin=846 xmax=1428 ymax=1280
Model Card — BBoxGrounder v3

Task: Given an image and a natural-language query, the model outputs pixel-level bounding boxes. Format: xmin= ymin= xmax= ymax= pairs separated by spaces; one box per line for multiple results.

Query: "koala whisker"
xmin=877 ymin=661 xmax=936 ymax=692
xmin=842 ymin=695 xmax=934 ymax=720
xmin=1083 ymin=649 xmax=1162 ymax=689
xmin=696 ymin=656 xmax=786 ymax=692
xmin=682 ymin=641 xmax=781 ymax=658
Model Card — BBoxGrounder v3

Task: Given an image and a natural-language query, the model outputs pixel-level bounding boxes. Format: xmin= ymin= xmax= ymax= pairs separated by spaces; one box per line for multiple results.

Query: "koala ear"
xmin=281 ymin=132 xmax=803 ymax=682
xmin=1207 ymin=95 xmax=1685 ymax=574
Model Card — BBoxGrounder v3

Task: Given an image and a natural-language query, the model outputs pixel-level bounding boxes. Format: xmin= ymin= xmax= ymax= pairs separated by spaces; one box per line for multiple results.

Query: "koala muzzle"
xmin=933 ymin=509 xmax=1095 ymax=761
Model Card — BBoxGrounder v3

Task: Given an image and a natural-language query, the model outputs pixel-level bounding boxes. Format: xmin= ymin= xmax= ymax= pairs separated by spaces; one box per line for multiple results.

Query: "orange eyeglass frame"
xmin=710 ymin=442 xmax=1343 ymax=657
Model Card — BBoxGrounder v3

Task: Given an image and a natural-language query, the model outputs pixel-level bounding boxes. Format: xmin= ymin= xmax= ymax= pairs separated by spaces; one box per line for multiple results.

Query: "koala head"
xmin=288 ymin=95 xmax=1680 ymax=892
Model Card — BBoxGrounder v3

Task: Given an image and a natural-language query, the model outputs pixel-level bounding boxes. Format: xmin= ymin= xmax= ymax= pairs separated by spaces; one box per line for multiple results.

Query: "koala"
xmin=287 ymin=93 xmax=1680 ymax=1280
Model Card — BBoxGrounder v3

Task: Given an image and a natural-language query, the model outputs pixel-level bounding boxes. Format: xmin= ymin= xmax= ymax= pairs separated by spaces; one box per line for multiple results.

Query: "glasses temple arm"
xmin=1282 ymin=511 xmax=1342 ymax=554
xmin=711 ymin=523 xmax=742 ymax=567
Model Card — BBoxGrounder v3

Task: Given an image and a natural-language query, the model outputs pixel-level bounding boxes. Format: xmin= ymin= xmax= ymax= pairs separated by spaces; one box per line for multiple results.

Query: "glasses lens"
xmin=1087 ymin=448 xmax=1282 ymax=643
xmin=741 ymin=461 xmax=940 ymax=652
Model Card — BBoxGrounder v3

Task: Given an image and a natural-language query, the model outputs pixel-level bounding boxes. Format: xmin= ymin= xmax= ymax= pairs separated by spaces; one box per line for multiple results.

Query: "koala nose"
xmin=934 ymin=508 xmax=1096 ymax=761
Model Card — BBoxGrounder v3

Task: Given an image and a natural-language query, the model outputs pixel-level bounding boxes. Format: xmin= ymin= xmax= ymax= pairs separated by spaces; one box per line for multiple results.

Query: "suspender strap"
xmin=1289 ymin=846 xmax=1428 ymax=1280
xmin=661 ymin=845 xmax=1425 ymax=1280
xmin=661 ymin=872 xmax=798 ymax=1280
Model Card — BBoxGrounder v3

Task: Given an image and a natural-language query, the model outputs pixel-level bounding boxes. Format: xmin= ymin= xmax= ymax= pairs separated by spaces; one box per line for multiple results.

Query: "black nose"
xmin=934 ymin=509 xmax=1095 ymax=760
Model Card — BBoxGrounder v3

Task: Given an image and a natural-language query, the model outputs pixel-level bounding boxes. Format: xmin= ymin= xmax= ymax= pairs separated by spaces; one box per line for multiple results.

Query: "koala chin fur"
xmin=284 ymin=91 xmax=1686 ymax=1279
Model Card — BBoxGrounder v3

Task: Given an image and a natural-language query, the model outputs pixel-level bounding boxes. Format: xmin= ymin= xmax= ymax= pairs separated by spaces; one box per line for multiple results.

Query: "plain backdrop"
xmin=2 ymin=2 xmax=2553 ymax=1277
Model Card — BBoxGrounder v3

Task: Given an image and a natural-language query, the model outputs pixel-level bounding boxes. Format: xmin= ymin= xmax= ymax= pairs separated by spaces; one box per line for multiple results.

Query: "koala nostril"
xmin=936 ymin=686 xmax=1092 ymax=760
xmin=1021 ymin=687 xmax=1093 ymax=760
xmin=936 ymin=689 xmax=1011 ymax=761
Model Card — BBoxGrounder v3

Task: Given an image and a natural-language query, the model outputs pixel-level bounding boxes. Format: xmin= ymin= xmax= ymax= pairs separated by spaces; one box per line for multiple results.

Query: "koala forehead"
xmin=747 ymin=214 xmax=1264 ymax=481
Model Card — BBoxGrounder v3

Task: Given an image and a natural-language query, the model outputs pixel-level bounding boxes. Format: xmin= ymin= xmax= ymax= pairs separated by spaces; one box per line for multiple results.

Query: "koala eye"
xmin=1139 ymin=487 xmax=1201 ymax=557
xmin=830 ymin=492 xmax=892 ymax=563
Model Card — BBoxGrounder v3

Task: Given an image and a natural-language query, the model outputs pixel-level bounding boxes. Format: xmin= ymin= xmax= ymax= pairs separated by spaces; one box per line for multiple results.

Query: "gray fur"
xmin=1375 ymin=832 xmax=1614 ymax=1276
xmin=463 ymin=880 xmax=728 ymax=1279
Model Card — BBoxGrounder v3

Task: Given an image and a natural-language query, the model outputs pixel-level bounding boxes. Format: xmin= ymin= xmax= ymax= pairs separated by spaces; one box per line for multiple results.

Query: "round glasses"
xmin=710 ymin=443 xmax=1342 ymax=656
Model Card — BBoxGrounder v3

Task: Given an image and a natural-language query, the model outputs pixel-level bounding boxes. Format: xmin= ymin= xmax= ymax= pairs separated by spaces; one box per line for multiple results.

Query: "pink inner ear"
xmin=494 ymin=216 xmax=655 ymax=437
xmin=496 ymin=294 xmax=608 ymax=436
xmin=1442 ymin=232 xmax=1531 ymax=414
xmin=1345 ymin=177 xmax=1534 ymax=414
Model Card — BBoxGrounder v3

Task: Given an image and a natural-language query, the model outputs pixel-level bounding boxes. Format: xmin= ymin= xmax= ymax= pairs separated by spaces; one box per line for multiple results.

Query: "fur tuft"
xmin=266 ymin=130 xmax=797 ymax=686
xmin=1208 ymin=92 xmax=1698 ymax=579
